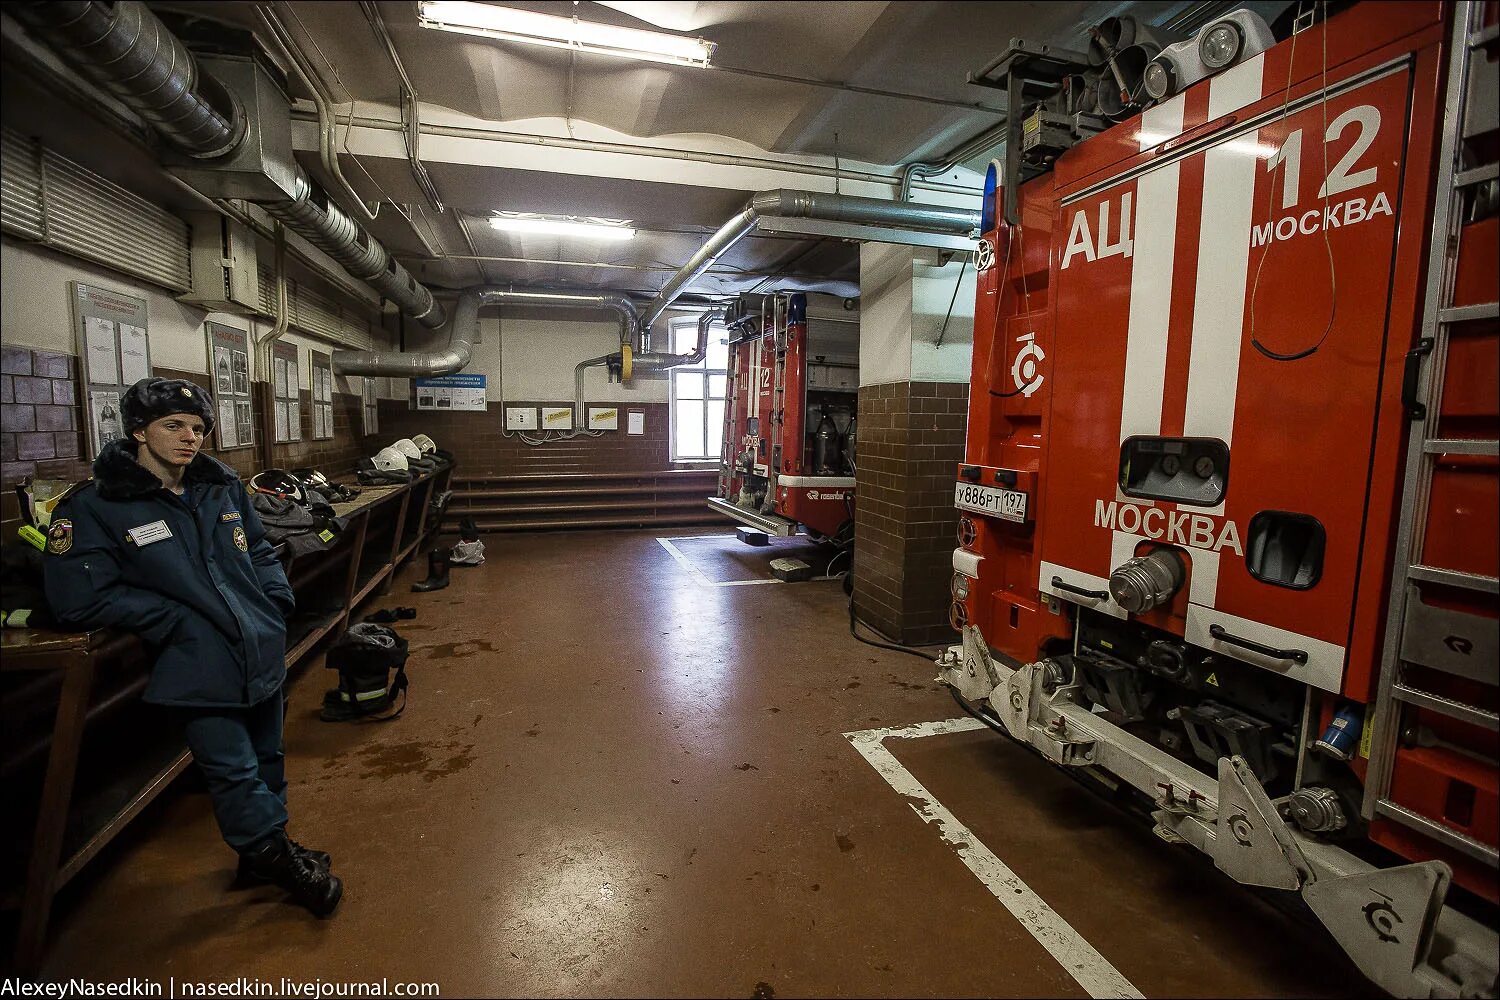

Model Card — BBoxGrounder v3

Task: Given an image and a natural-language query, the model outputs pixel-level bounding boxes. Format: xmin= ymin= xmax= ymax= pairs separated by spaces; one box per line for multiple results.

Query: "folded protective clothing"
xmin=250 ymin=493 xmax=345 ymax=559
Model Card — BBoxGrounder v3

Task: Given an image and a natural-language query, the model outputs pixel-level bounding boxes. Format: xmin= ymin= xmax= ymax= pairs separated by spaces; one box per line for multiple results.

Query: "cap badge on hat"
xmin=182 ymin=387 xmax=193 ymax=397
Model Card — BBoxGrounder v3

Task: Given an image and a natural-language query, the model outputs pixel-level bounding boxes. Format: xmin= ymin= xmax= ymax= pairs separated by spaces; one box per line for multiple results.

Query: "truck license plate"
xmin=954 ymin=482 xmax=1028 ymax=523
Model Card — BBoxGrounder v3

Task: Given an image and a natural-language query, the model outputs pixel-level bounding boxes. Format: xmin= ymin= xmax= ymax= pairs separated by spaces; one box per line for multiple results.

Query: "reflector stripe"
xmin=1119 ymin=101 xmax=1186 ymax=446
xmin=1183 ymin=56 xmax=1265 ymax=516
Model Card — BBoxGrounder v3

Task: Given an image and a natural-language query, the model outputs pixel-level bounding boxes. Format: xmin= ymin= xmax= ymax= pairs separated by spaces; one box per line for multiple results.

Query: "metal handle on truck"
xmin=1402 ymin=337 xmax=1434 ymax=420
xmin=1209 ymin=623 xmax=1309 ymax=664
xmin=1051 ymin=576 xmax=1109 ymax=601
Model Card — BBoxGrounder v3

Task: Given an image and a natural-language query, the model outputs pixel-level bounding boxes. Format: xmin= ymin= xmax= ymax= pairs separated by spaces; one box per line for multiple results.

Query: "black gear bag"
xmin=320 ymin=623 xmax=410 ymax=722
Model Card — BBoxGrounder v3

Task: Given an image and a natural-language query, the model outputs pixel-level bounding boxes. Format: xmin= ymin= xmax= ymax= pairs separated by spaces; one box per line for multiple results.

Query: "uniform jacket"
xmin=43 ymin=440 xmax=295 ymax=707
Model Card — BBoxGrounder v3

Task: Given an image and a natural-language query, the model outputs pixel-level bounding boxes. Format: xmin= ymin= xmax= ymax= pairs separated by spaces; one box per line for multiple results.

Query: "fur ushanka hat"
xmin=121 ymin=378 xmax=216 ymax=436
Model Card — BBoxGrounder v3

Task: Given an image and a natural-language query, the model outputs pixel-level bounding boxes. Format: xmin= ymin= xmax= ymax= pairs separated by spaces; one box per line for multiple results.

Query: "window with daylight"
xmin=668 ymin=316 xmax=729 ymax=462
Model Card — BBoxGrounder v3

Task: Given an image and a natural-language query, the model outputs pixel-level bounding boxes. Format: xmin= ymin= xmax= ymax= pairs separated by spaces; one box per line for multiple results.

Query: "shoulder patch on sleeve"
xmin=45 ymin=518 xmax=74 ymax=555
xmin=221 ymin=510 xmax=242 ymax=522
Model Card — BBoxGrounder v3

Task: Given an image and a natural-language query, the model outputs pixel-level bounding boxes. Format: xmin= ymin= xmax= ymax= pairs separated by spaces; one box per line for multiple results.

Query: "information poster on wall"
xmin=414 ymin=373 xmax=486 ymax=411
xmin=72 ymin=282 xmax=150 ymax=459
xmin=271 ymin=341 xmax=301 ymax=442
xmin=206 ymin=322 xmax=253 ymax=451
xmin=310 ymin=351 xmax=335 ymax=440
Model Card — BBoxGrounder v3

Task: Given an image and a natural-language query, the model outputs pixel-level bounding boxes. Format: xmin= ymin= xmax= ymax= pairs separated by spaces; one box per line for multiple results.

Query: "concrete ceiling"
xmin=5 ymin=0 xmax=1249 ymax=300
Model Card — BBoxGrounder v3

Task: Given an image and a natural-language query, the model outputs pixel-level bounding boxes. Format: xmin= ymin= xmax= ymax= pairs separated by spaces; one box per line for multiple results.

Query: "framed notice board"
xmin=271 ymin=341 xmax=301 ymax=443
xmin=206 ymin=322 xmax=254 ymax=450
xmin=310 ymin=351 xmax=334 ymax=440
xmin=71 ymin=281 xmax=151 ymax=459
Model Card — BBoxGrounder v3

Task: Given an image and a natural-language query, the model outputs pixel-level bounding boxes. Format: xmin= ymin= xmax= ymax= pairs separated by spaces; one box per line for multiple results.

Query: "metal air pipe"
xmin=633 ymin=308 xmax=720 ymax=371
xmin=263 ymin=171 xmax=443 ymax=327
xmin=14 ymin=0 xmax=448 ymax=331
xmin=641 ymin=189 xmax=979 ymax=332
xmin=334 ymin=287 xmax=643 ymax=378
xmin=13 ymin=0 xmax=244 ymax=156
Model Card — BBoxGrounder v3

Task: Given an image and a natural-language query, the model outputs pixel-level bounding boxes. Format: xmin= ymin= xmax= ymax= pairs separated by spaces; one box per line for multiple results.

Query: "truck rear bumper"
xmin=706 ymin=496 xmax=797 ymax=537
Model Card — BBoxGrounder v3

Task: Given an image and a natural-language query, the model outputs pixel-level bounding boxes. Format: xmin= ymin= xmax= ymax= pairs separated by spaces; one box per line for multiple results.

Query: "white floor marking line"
xmin=657 ymin=539 xmax=798 ymax=587
xmin=845 ymin=718 xmax=1146 ymax=1000
xmin=656 ymin=536 xmax=720 ymax=587
xmin=655 ymin=535 xmax=838 ymax=589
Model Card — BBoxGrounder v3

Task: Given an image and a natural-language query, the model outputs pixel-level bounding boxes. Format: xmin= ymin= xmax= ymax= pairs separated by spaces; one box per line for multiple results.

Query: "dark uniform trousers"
xmin=178 ymin=692 xmax=290 ymax=851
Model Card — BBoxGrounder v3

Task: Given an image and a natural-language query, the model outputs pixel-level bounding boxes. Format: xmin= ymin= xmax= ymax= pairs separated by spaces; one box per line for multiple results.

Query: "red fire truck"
xmin=710 ymin=292 xmax=858 ymax=541
xmin=941 ymin=2 xmax=1498 ymax=994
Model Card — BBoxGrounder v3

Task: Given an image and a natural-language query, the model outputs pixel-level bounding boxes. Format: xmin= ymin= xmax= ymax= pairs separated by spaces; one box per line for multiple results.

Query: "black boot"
xmin=412 ymin=546 xmax=451 ymax=592
xmin=239 ymin=831 xmax=342 ymax=916
xmin=235 ymin=837 xmax=330 ymax=885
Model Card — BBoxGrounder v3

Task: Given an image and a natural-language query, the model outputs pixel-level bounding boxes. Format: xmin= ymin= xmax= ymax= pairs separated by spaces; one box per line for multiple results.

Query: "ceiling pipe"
xmin=641 ymin=189 xmax=979 ymax=334
xmin=262 ymin=171 xmax=444 ymax=328
xmin=577 ymin=308 xmax=721 ymax=422
xmin=13 ymin=0 xmax=245 ymax=157
xmin=13 ymin=0 xmax=447 ymax=330
xmin=255 ymin=3 xmax=380 ymax=223
xmin=648 ymin=307 xmax=719 ymax=369
xmin=898 ymin=160 xmax=957 ymax=202
xmin=333 ymin=287 xmax=642 ymax=378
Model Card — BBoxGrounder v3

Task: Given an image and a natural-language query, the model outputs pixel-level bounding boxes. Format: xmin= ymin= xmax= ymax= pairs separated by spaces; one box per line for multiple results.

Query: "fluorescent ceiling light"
xmin=418 ymin=1 xmax=716 ymax=67
xmin=489 ymin=216 xmax=638 ymax=241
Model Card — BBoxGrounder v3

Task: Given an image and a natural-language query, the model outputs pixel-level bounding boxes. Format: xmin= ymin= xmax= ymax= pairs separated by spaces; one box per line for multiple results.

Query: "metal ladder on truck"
xmin=1363 ymin=0 xmax=1500 ymax=869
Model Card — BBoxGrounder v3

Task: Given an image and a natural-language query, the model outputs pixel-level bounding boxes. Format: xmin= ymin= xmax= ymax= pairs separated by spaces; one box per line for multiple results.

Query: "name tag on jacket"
xmin=127 ymin=520 xmax=173 ymax=546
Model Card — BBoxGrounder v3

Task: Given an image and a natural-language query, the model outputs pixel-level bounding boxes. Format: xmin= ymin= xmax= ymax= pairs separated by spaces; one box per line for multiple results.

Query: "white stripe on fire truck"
xmin=1118 ymin=100 xmax=1186 ymax=448
xmin=1183 ymin=55 xmax=1265 ymax=516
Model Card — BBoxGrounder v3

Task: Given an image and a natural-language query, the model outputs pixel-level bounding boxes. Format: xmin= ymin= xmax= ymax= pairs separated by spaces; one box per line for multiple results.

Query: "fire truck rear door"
xmin=1041 ymin=55 xmax=1417 ymax=693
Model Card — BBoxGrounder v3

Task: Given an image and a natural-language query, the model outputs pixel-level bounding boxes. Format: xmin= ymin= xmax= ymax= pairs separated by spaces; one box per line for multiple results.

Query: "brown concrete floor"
xmin=39 ymin=529 xmax=1366 ymax=997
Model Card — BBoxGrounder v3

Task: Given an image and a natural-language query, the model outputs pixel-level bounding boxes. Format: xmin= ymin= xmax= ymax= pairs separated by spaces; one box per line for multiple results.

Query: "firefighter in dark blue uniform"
xmin=43 ymin=378 xmax=342 ymax=916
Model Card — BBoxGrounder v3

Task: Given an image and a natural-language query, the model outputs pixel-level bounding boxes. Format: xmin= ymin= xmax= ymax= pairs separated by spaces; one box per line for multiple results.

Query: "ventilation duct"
xmin=332 ymin=287 xmax=642 ymax=378
xmin=261 ymin=172 xmax=442 ymax=328
xmin=641 ymin=189 xmax=980 ymax=333
xmin=632 ymin=307 xmax=720 ymax=374
xmin=573 ymin=308 xmax=720 ymax=424
xmin=13 ymin=0 xmax=446 ymax=330
xmin=14 ymin=0 xmax=245 ymax=158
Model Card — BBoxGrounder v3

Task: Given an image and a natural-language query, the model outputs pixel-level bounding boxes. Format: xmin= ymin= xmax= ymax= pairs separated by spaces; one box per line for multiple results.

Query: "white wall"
xmin=858 ymin=242 xmax=914 ymax=386
xmin=1 ymin=237 xmax=386 ymax=397
xmin=858 ymin=243 xmax=975 ymax=386
xmin=912 ymin=256 xmax=976 ymax=383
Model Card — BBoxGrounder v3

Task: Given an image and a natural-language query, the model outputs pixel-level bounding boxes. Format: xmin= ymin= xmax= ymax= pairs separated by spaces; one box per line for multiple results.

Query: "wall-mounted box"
xmin=541 ymin=406 xmax=573 ymax=430
xmin=505 ymin=407 xmax=538 ymax=431
xmin=180 ymin=212 xmax=260 ymax=313
xmin=587 ymin=406 xmax=619 ymax=431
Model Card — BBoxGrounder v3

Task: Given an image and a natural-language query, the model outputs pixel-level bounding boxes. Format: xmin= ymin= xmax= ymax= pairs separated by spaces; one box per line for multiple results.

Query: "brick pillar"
xmin=853 ymin=380 xmax=969 ymax=646
xmin=852 ymin=245 xmax=975 ymax=647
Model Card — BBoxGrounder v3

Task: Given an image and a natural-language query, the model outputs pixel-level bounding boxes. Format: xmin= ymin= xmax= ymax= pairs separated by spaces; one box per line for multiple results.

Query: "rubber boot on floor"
xmin=412 ymin=546 xmax=451 ymax=592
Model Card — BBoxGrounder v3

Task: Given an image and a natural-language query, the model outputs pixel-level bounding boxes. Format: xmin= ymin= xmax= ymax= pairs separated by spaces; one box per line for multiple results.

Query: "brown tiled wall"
xmin=378 ymin=398 xmax=680 ymax=476
xmin=1 ymin=345 xmax=90 ymax=487
xmin=854 ymin=380 xmax=969 ymax=647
